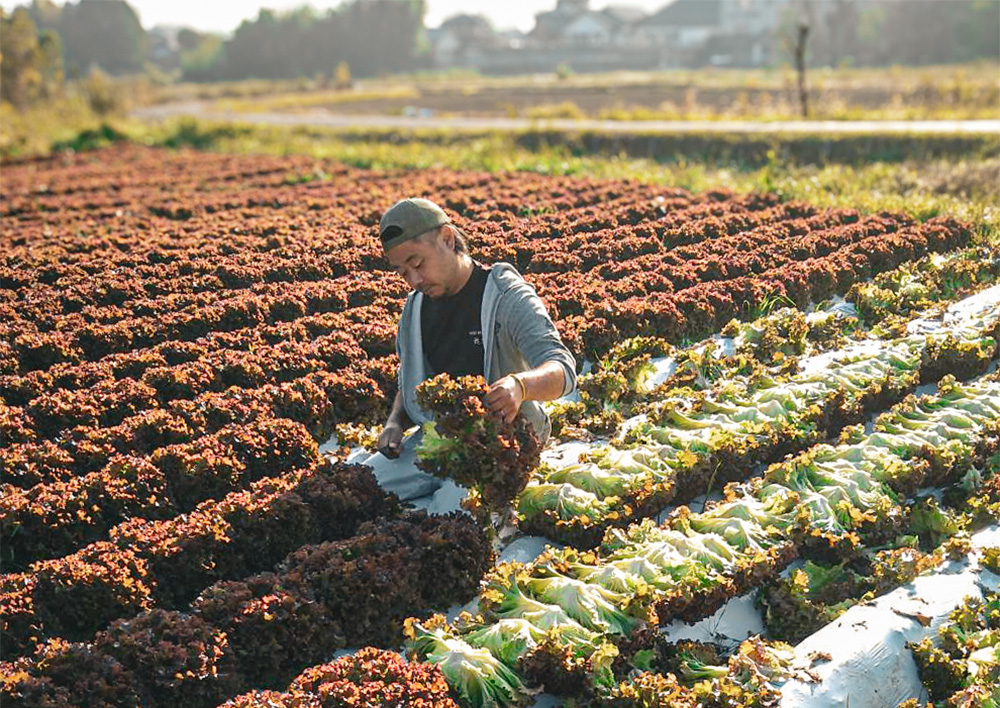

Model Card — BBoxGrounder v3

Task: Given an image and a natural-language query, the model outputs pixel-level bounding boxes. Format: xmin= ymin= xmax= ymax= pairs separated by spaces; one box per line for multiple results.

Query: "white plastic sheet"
xmin=780 ymin=525 xmax=1000 ymax=708
xmin=325 ymin=428 xmax=445 ymax=502
xmin=660 ymin=591 xmax=765 ymax=649
xmin=908 ymin=283 xmax=1000 ymax=335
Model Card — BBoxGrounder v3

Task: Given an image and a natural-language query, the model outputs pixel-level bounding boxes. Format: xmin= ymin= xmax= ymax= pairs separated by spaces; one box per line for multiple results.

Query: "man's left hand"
xmin=486 ymin=375 xmax=524 ymax=424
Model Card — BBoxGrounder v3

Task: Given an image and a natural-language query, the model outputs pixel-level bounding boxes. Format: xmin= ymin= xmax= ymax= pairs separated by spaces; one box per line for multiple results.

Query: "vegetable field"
xmin=1 ymin=144 xmax=999 ymax=708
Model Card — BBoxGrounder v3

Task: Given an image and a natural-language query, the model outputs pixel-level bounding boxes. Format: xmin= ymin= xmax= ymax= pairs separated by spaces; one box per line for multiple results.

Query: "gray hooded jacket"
xmin=396 ymin=262 xmax=577 ymax=443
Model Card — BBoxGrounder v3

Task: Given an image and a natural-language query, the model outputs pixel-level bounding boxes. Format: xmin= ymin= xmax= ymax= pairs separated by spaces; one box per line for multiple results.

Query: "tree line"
xmin=181 ymin=1 xmax=426 ymax=82
xmin=795 ymin=0 xmax=999 ymax=69
xmin=1 ymin=0 xmax=425 ymax=108
xmin=1 ymin=0 xmax=997 ymax=110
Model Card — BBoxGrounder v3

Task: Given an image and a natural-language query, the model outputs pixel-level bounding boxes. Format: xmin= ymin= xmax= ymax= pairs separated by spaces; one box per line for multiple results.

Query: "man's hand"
xmin=376 ymin=421 xmax=405 ymax=458
xmin=487 ymin=375 xmax=525 ymax=424
xmin=378 ymin=391 xmax=412 ymax=459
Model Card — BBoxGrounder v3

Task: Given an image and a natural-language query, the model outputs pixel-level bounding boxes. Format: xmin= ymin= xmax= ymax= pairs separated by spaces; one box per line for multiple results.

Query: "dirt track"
xmin=135 ymin=102 xmax=1000 ymax=134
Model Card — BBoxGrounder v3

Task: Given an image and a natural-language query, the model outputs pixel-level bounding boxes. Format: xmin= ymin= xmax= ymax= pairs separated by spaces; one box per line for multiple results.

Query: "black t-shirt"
xmin=421 ymin=263 xmax=489 ymax=377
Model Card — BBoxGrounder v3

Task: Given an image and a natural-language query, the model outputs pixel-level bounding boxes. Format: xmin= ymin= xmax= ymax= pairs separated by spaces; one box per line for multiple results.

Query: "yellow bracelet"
xmin=510 ymin=373 xmax=528 ymax=401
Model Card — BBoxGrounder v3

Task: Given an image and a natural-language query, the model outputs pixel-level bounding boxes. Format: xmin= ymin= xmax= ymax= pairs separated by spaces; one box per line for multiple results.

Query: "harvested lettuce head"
xmin=517 ymin=481 xmax=617 ymax=523
xmin=479 ymin=564 xmax=606 ymax=657
xmin=524 ymin=566 xmax=639 ymax=635
xmin=405 ymin=616 xmax=528 ymax=708
xmin=542 ymin=462 xmax=635 ymax=499
xmin=415 ymin=373 xmax=541 ymax=517
xmin=463 ymin=618 xmax=547 ymax=668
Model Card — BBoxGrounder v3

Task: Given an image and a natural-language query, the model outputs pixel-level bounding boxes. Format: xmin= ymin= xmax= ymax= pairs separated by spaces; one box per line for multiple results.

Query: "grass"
xmin=216 ymin=86 xmax=421 ymax=114
xmin=0 ymin=95 xmax=109 ymax=157
xmin=0 ymin=75 xmax=156 ymax=157
xmin=162 ymin=61 xmax=1000 ymax=97
xmin=151 ymin=61 xmax=1000 ymax=122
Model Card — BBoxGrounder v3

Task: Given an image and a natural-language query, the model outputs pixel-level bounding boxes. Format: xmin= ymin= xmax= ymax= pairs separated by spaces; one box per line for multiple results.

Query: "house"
xmin=147 ymin=25 xmax=181 ymax=70
xmin=637 ymin=0 xmax=722 ymax=53
xmin=720 ymin=0 xmax=787 ymax=35
xmin=424 ymin=0 xmax=787 ymax=74
xmin=531 ymin=0 xmax=648 ymax=47
xmin=562 ymin=11 xmax=617 ymax=45
xmin=562 ymin=5 xmax=649 ymax=46
xmin=531 ymin=0 xmax=591 ymax=42
xmin=427 ymin=14 xmax=499 ymax=68
xmin=635 ymin=0 xmax=786 ymax=67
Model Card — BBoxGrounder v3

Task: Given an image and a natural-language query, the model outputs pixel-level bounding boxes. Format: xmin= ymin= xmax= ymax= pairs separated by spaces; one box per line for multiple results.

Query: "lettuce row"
xmin=410 ymin=374 xmax=1000 ymax=707
xmin=519 ymin=295 xmax=999 ymax=545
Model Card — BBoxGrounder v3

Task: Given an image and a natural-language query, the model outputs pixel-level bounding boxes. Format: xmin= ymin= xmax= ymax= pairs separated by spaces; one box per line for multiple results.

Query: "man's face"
xmin=386 ymin=227 xmax=460 ymax=299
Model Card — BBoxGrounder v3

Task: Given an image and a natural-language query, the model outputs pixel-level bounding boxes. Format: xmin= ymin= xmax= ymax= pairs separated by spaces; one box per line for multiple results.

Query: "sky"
xmin=2 ymin=0 xmax=675 ymax=34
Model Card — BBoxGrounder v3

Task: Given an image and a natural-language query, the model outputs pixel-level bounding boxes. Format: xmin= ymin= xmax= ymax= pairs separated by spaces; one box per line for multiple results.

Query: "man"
xmin=376 ymin=197 xmax=577 ymax=464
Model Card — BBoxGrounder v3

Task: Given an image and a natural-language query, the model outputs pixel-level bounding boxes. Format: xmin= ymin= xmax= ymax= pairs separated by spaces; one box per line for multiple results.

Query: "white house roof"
xmin=644 ymin=0 xmax=724 ymax=27
xmin=601 ymin=5 xmax=649 ymax=25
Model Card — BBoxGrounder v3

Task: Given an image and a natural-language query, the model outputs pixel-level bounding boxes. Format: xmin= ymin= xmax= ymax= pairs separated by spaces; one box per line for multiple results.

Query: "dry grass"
xmin=152 ymin=61 xmax=1000 ymax=122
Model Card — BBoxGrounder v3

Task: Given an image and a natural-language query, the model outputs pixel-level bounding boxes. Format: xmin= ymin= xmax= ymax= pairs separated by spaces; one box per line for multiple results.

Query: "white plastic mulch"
xmin=780 ymin=526 xmax=1000 ymax=708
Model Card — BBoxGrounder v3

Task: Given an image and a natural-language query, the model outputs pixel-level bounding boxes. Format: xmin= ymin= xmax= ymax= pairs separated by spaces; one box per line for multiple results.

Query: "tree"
xmin=37 ymin=28 xmax=64 ymax=97
xmin=852 ymin=0 xmax=999 ymax=66
xmin=855 ymin=4 xmax=886 ymax=63
xmin=822 ymin=0 xmax=858 ymax=68
xmin=777 ymin=0 xmax=999 ymax=69
xmin=334 ymin=61 xmax=352 ymax=89
xmin=28 ymin=0 xmax=61 ymax=26
xmin=179 ymin=32 xmax=224 ymax=81
xmin=31 ymin=0 xmax=147 ymax=76
xmin=182 ymin=0 xmax=427 ymax=82
xmin=177 ymin=28 xmax=204 ymax=53
xmin=1 ymin=8 xmax=45 ymax=108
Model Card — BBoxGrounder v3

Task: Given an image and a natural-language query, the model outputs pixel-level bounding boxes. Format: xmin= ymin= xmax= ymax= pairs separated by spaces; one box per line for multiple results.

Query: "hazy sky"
xmin=2 ymin=1 xmax=675 ymax=34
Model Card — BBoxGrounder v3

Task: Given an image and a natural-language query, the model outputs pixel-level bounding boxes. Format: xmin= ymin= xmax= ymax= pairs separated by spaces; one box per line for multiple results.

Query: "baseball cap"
xmin=379 ymin=198 xmax=451 ymax=251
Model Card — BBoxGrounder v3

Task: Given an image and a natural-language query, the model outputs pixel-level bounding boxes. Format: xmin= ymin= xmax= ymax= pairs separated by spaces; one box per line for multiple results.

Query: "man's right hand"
xmin=376 ymin=421 xmax=404 ymax=459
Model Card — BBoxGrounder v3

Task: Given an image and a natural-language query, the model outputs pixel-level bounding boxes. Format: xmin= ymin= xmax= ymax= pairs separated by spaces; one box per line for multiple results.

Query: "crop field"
xmin=1 ymin=144 xmax=999 ymax=708
xmin=159 ymin=62 xmax=1000 ymax=122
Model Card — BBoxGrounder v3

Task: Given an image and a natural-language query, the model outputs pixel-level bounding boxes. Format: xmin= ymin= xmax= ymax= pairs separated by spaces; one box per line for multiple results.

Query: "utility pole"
xmin=794 ymin=20 xmax=809 ymax=118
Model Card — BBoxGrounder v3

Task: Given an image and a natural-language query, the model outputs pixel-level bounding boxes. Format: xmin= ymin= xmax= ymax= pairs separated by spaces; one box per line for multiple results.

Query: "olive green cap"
xmin=379 ymin=198 xmax=450 ymax=251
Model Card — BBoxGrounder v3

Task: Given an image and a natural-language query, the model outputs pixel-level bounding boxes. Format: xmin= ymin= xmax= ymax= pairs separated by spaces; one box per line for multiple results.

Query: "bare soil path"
xmin=134 ymin=101 xmax=1000 ymax=134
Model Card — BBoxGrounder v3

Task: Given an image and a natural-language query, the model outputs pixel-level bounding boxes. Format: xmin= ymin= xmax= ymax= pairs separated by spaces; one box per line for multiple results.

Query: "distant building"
xmin=147 ymin=25 xmax=181 ymax=70
xmin=428 ymin=15 xmax=487 ymax=61
xmin=564 ymin=5 xmax=649 ymax=46
xmin=530 ymin=1 xmax=649 ymax=47
xmin=637 ymin=0 xmax=722 ymax=51
xmin=531 ymin=0 xmax=592 ymax=42
xmin=426 ymin=0 xmax=790 ymax=74
xmin=637 ymin=0 xmax=784 ymax=67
